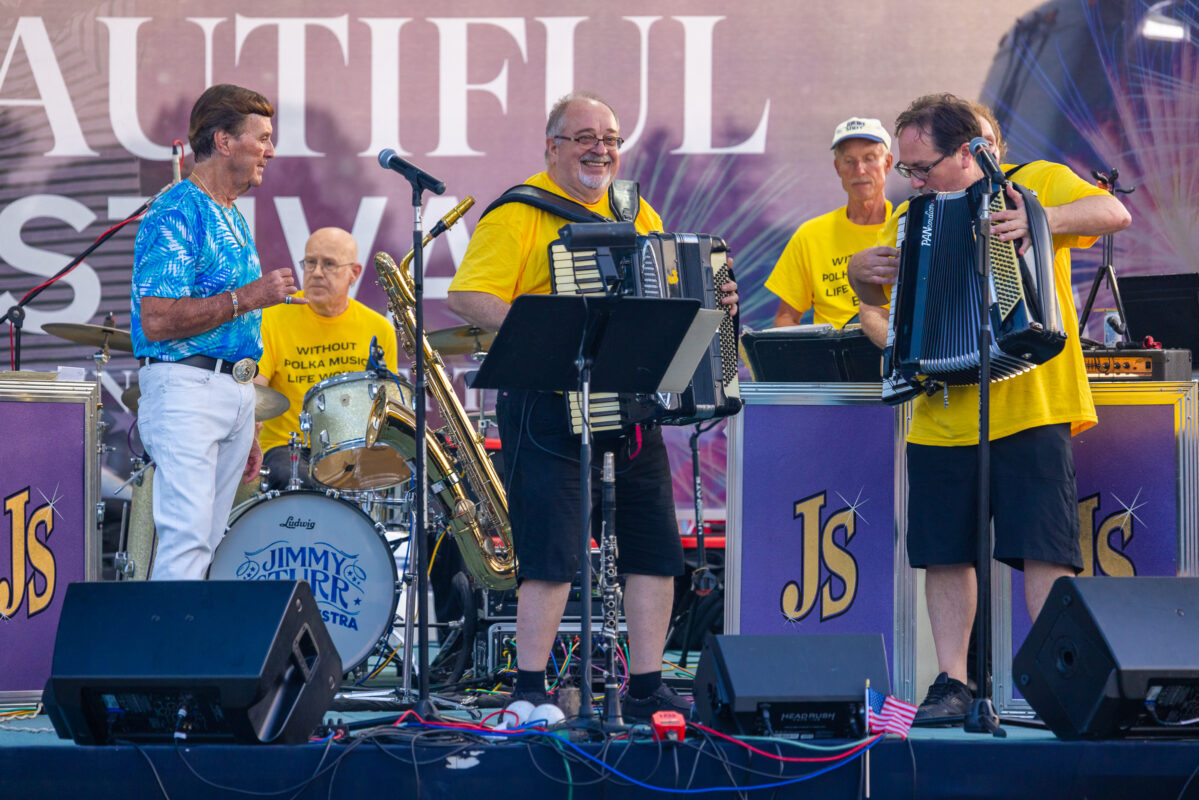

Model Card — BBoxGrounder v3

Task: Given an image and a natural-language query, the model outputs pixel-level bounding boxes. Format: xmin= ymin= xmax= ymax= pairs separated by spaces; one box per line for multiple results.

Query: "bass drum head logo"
xmin=209 ymin=491 xmax=397 ymax=671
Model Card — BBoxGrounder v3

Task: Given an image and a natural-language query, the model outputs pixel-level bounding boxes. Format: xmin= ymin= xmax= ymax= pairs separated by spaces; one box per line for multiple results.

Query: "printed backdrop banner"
xmin=2 ymin=0 xmax=1195 ymax=511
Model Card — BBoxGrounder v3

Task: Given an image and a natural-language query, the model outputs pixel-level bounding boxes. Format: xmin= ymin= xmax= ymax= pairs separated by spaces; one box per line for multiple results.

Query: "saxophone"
xmin=368 ymin=199 xmax=517 ymax=590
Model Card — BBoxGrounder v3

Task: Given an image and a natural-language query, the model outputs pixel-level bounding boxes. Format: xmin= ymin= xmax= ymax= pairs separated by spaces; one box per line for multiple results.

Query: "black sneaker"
xmin=623 ymin=684 xmax=693 ymax=722
xmin=913 ymin=672 xmax=973 ymax=725
xmin=506 ymin=688 xmax=549 ymax=708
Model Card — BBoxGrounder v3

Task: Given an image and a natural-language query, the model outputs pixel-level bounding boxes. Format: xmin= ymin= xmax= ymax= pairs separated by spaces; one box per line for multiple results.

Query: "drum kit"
xmin=46 ymin=319 xmax=495 ymax=679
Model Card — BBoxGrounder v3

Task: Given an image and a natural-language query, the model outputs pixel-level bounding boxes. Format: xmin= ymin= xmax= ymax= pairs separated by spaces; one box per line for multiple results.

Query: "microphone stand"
xmin=1076 ymin=168 xmax=1135 ymax=346
xmin=400 ymin=175 xmax=440 ymax=716
xmin=1 ymin=189 xmax=165 ymax=369
xmin=964 ymin=172 xmax=1005 ymax=738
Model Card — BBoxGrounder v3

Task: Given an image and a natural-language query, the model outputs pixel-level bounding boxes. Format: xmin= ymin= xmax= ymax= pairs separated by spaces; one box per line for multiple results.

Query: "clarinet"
xmin=600 ymin=451 xmax=624 ymax=725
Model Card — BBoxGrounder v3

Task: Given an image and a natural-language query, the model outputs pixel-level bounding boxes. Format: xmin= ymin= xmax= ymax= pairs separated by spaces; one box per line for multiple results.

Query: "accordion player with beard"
xmin=548 ymin=222 xmax=742 ymax=434
xmin=881 ymin=177 xmax=1066 ymax=405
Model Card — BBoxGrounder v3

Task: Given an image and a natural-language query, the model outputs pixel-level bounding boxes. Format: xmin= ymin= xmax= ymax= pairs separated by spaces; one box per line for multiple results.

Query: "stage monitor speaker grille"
xmin=693 ymin=633 xmax=890 ymax=738
xmin=1013 ymin=577 xmax=1199 ymax=740
xmin=43 ymin=580 xmax=341 ymax=745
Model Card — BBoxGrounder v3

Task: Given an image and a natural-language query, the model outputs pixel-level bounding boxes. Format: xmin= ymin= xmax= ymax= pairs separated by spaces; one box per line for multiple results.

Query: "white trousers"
xmin=137 ymin=362 xmax=256 ymax=580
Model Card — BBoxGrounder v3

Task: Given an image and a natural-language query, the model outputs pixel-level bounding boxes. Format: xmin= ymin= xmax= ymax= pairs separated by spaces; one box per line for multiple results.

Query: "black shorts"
xmin=495 ymin=389 xmax=683 ymax=583
xmin=906 ymin=423 xmax=1083 ymax=572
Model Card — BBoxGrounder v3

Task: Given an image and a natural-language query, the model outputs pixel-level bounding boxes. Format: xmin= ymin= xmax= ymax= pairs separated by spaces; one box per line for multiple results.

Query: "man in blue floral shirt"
xmin=131 ymin=84 xmax=303 ymax=580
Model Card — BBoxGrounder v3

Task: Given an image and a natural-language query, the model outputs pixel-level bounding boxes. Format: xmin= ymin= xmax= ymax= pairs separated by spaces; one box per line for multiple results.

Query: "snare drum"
xmin=208 ymin=490 xmax=399 ymax=674
xmin=301 ymin=372 xmax=415 ymax=491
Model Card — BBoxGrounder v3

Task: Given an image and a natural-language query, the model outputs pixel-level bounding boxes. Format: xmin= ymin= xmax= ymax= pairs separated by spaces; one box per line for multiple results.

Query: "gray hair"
xmin=545 ymin=91 xmax=620 ymax=138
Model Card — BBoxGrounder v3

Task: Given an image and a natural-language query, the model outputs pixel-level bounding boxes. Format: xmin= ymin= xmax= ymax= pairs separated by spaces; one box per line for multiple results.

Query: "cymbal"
xmin=427 ymin=325 xmax=495 ymax=355
xmin=253 ymin=384 xmax=289 ymax=421
xmin=121 ymin=383 xmax=290 ymax=421
xmin=120 ymin=385 xmax=142 ymax=413
xmin=42 ymin=322 xmax=133 ymax=352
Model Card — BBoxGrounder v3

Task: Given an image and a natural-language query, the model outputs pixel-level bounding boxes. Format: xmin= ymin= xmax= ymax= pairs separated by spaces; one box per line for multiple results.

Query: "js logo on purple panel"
xmin=1 ymin=487 xmax=58 ymax=620
xmin=1077 ymin=493 xmax=1136 ymax=577
xmin=779 ymin=491 xmax=859 ymax=622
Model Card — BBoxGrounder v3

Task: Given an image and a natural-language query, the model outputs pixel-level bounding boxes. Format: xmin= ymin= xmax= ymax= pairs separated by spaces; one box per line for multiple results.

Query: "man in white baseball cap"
xmin=765 ymin=116 xmax=893 ymax=328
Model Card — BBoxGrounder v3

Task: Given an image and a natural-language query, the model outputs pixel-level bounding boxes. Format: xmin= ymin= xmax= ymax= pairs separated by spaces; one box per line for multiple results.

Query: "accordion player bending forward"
xmin=847 ymin=94 xmax=1130 ymax=723
xmin=445 ymin=91 xmax=738 ymax=721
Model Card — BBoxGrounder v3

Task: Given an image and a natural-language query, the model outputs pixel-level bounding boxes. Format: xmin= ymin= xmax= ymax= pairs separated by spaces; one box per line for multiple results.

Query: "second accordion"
xmin=881 ymin=177 xmax=1066 ymax=405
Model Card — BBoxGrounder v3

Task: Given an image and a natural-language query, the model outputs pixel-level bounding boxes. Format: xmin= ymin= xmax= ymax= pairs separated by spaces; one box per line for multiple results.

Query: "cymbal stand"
xmin=92 ymin=312 xmax=117 ymax=573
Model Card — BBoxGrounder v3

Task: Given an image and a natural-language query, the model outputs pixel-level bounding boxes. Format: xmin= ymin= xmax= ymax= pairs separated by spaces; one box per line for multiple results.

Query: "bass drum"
xmin=208 ymin=490 xmax=399 ymax=674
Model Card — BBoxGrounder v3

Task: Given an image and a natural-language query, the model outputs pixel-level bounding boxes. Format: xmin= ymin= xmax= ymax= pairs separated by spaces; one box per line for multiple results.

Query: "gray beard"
xmin=578 ymin=166 xmax=610 ymax=190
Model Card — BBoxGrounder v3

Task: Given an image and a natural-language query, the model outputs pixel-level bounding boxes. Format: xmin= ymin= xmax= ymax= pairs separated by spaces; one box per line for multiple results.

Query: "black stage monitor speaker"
xmin=693 ymin=633 xmax=890 ymax=738
xmin=1013 ymin=577 xmax=1199 ymax=740
xmin=43 ymin=580 xmax=341 ymax=745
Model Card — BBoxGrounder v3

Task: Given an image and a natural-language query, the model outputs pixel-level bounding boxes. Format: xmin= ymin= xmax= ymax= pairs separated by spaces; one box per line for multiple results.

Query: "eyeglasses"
xmin=298 ymin=259 xmax=354 ymax=273
xmin=895 ymin=152 xmax=950 ymax=180
xmin=553 ymin=133 xmax=624 ymax=150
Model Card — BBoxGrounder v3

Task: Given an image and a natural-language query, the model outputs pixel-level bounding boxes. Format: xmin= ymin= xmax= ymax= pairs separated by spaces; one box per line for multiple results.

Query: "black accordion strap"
xmin=480 ymin=179 xmax=641 ymax=224
xmin=1003 ymin=163 xmax=1029 ymax=180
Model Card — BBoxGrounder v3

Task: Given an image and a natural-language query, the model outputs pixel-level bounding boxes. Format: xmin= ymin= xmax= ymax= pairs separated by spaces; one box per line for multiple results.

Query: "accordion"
xmin=549 ymin=223 xmax=742 ymax=434
xmin=881 ymin=177 xmax=1065 ymax=405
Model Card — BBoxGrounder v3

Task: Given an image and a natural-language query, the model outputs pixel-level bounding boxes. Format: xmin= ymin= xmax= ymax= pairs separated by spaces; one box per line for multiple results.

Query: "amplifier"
xmin=478 ymin=621 xmax=628 ymax=683
xmin=479 ymin=548 xmax=604 ymax=622
xmin=1084 ymin=348 xmax=1192 ymax=381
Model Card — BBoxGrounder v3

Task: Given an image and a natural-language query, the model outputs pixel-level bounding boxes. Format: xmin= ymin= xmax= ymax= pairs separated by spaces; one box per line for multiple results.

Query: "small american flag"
xmin=866 ymin=686 xmax=918 ymax=738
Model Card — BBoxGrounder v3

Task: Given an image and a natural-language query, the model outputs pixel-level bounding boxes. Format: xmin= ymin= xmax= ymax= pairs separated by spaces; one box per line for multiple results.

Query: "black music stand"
xmin=472 ymin=293 xmax=709 ymax=721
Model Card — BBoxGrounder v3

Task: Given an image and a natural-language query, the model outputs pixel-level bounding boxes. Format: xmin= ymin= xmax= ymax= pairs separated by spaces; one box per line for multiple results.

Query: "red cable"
xmin=689 ymin=722 xmax=883 ymax=763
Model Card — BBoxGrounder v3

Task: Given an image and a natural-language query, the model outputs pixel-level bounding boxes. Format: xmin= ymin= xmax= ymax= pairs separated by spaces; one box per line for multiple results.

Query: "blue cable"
xmin=402 ymin=723 xmax=882 ymax=793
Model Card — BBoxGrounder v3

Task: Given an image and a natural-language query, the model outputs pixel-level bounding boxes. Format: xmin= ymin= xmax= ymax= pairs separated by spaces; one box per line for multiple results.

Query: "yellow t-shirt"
xmin=257 ymin=293 xmax=399 ymax=452
xmin=764 ymin=202 xmax=891 ymax=328
xmin=448 ymin=171 xmax=664 ymax=301
xmin=879 ymin=161 xmax=1104 ymax=445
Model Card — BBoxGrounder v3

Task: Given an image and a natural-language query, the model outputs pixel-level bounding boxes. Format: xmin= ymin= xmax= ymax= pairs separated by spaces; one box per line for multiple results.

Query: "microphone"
xmin=969 ymin=137 xmax=1006 ymax=186
xmin=171 ymin=141 xmax=183 ymax=185
xmin=377 ymin=148 xmax=446 ymax=195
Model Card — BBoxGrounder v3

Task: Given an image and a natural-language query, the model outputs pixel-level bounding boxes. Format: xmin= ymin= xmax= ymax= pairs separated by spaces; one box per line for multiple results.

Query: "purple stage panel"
xmin=0 ymin=378 xmax=100 ymax=705
xmin=726 ymin=383 xmax=915 ymax=699
xmin=994 ymin=380 xmax=1199 ymax=713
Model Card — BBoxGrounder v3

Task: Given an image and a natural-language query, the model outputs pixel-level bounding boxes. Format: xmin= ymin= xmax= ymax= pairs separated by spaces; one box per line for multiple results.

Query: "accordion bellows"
xmin=881 ymin=177 xmax=1065 ymax=405
xmin=549 ymin=225 xmax=742 ymax=434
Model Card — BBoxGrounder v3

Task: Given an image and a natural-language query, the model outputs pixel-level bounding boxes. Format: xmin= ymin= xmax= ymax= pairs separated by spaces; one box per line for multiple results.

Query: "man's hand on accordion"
xmin=847 ymin=245 xmax=898 ymax=307
xmin=719 ymin=277 xmax=739 ymax=318
xmin=990 ymin=183 xmax=1032 ymax=256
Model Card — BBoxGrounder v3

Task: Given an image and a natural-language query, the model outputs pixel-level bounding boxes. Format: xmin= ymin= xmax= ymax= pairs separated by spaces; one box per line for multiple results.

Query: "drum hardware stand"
xmin=677 ymin=421 xmax=722 ymax=669
xmin=1077 ymin=168 xmax=1135 ymax=347
xmin=286 ymin=432 xmax=305 ymax=491
xmin=964 ymin=146 xmax=1007 ymax=738
xmin=599 ymin=451 xmax=625 ymax=728
xmin=91 ymin=312 xmax=119 ymax=568
xmin=378 ymin=150 xmax=447 ymax=718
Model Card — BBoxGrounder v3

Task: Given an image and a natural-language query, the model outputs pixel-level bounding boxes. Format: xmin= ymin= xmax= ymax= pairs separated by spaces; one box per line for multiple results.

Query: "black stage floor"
xmin=4 ymin=713 xmax=1199 ymax=799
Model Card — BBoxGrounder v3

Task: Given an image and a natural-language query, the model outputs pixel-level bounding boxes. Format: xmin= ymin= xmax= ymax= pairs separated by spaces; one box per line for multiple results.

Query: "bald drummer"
xmin=254 ymin=227 xmax=398 ymax=490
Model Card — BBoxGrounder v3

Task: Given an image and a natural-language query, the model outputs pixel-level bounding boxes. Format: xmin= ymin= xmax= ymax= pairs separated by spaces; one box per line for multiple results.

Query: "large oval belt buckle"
xmin=231 ymin=357 xmax=257 ymax=384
